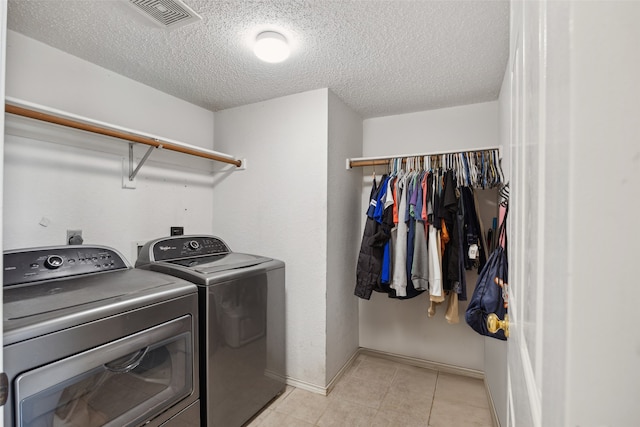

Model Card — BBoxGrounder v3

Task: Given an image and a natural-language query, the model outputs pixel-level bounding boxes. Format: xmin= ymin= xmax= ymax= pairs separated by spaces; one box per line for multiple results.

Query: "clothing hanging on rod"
xmin=346 ymin=146 xmax=502 ymax=170
xmin=355 ymin=148 xmax=506 ymax=324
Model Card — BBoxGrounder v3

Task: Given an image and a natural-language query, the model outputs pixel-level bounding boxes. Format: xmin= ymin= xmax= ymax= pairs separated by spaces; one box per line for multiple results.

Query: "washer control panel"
xmin=3 ymin=246 xmax=129 ymax=287
xmin=150 ymin=236 xmax=230 ymax=262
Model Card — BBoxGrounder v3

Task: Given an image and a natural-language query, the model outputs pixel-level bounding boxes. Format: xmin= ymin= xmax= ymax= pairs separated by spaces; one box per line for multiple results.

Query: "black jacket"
xmin=355 ymin=176 xmax=393 ymax=299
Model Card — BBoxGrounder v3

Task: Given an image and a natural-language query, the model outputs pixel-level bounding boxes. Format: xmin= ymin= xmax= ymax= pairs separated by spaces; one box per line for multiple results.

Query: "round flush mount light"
xmin=254 ymin=31 xmax=290 ymax=63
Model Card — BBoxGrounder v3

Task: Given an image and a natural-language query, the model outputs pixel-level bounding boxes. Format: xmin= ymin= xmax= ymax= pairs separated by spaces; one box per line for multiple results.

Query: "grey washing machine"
xmin=135 ymin=235 xmax=286 ymax=427
xmin=3 ymin=245 xmax=200 ymax=427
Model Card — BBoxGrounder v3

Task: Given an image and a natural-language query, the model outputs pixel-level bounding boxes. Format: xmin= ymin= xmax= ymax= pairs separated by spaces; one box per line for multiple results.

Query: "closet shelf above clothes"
xmin=5 ymin=97 xmax=245 ymax=183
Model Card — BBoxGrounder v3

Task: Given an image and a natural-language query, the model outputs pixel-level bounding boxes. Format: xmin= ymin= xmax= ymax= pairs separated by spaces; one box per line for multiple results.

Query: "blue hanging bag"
xmin=465 ymin=207 xmax=508 ymax=340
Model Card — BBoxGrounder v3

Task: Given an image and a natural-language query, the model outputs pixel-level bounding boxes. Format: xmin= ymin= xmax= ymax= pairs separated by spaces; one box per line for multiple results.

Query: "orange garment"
xmin=392 ymin=178 xmax=399 ymax=224
xmin=440 ymin=219 xmax=450 ymax=255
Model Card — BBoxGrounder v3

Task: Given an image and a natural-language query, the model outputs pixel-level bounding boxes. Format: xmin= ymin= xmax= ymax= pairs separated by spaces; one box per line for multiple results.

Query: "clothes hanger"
xmin=499 ymin=182 xmax=510 ymax=207
xmin=485 ymin=151 xmax=497 ymax=188
xmin=462 ymin=152 xmax=469 ymax=187
xmin=461 ymin=152 xmax=469 ymax=187
xmin=494 ymin=150 xmax=505 ymax=185
xmin=456 ymin=153 xmax=463 ymax=187
xmin=486 ymin=151 xmax=492 ymax=188
xmin=466 ymin=152 xmax=472 ymax=187
xmin=490 ymin=151 xmax=496 ymax=187
xmin=408 ymin=157 xmax=416 ymax=181
xmin=476 ymin=152 xmax=482 ymax=187
xmin=485 ymin=151 xmax=492 ymax=187
xmin=494 ymin=152 xmax=500 ymax=186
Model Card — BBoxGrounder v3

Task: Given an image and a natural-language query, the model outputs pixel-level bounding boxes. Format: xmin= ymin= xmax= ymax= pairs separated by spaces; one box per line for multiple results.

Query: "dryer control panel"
xmin=3 ymin=246 xmax=129 ymax=287
xmin=148 ymin=236 xmax=230 ymax=262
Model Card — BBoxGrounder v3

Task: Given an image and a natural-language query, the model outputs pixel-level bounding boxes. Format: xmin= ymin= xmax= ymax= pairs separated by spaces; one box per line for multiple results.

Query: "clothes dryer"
xmin=135 ymin=235 xmax=286 ymax=427
xmin=3 ymin=245 xmax=200 ymax=427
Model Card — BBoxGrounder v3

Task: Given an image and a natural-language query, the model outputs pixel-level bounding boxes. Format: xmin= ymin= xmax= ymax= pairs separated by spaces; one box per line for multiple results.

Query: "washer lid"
xmin=168 ymin=252 xmax=272 ymax=274
xmin=3 ymin=268 xmax=196 ymax=346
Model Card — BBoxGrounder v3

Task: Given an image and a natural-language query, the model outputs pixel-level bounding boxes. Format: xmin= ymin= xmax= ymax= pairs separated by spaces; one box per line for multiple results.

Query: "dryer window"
xmin=14 ymin=316 xmax=194 ymax=427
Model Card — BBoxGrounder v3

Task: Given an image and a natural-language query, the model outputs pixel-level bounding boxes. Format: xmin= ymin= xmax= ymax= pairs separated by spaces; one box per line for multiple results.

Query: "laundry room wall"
xmin=213 ymin=88 xmax=363 ymax=391
xmin=213 ymin=89 xmax=332 ymax=391
xmin=3 ymin=31 xmax=217 ymax=261
xmin=325 ymin=91 xmax=362 ymax=385
xmin=358 ymin=101 xmax=500 ymax=372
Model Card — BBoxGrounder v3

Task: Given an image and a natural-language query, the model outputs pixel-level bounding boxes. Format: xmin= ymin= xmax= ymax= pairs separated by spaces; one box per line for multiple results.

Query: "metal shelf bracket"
xmin=122 ymin=143 xmax=159 ymax=189
xmin=129 ymin=143 xmax=159 ymax=181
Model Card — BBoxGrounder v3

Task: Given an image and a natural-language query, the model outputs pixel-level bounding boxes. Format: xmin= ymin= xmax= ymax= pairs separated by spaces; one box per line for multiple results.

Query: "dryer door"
xmin=14 ymin=315 xmax=194 ymax=427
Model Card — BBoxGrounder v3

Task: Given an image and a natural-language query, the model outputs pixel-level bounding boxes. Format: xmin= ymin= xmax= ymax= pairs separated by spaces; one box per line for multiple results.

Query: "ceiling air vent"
xmin=127 ymin=0 xmax=202 ymax=29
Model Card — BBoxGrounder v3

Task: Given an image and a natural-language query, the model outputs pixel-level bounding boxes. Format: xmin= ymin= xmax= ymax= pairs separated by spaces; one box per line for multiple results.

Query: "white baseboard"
xmin=325 ymin=349 xmax=361 ymax=394
xmin=285 ymin=376 xmax=328 ymax=395
xmin=484 ymin=375 xmax=501 ymax=427
xmin=358 ymin=347 xmax=484 ymax=379
xmin=285 ymin=348 xmax=360 ymax=396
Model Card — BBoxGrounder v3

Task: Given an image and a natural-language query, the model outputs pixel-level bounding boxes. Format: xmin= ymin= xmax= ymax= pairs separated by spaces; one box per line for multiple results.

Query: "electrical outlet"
xmin=66 ymin=229 xmax=83 ymax=245
xmin=171 ymin=226 xmax=184 ymax=236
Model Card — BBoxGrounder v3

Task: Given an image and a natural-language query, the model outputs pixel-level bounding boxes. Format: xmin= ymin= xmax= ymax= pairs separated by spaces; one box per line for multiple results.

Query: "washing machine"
xmin=135 ymin=235 xmax=286 ymax=427
xmin=3 ymin=245 xmax=200 ymax=427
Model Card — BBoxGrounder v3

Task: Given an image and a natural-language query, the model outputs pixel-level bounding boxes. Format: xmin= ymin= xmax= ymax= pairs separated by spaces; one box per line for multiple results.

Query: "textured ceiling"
xmin=7 ymin=0 xmax=509 ymax=119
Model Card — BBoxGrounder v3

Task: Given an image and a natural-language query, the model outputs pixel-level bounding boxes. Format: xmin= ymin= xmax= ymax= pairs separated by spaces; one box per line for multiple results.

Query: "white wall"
xmin=325 ymin=91 xmax=362 ymax=384
xmin=5 ymin=31 xmax=213 ymax=148
xmin=359 ymin=101 xmax=500 ymax=371
xmin=566 ymin=2 xmax=640 ymax=425
xmin=3 ymin=31 xmax=216 ymax=261
xmin=213 ymin=89 xmax=330 ymax=390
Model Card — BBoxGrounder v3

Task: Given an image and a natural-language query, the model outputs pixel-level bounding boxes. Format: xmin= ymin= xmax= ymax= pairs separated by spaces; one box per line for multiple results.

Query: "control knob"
xmin=188 ymin=240 xmax=200 ymax=250
xmin=44 ymin=255 xmax=64 ymax=269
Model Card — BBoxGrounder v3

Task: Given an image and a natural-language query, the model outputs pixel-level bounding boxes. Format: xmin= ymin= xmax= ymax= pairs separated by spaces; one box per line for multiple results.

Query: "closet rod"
xmin=5 ymin=98 xmax=243 ymax=168
xmin=346 ymin=145 xmax=501 ymax=169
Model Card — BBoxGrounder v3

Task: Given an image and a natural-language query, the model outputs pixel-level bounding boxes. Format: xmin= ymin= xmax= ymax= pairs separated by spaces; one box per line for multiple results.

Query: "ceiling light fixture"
xmin=254 ymin=31 xmax=290 ymax=63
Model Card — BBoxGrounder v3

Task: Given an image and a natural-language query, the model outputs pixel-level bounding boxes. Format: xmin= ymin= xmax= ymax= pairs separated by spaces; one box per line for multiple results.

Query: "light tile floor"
xmin=246 ymin=354 xmax=494 ymax=427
